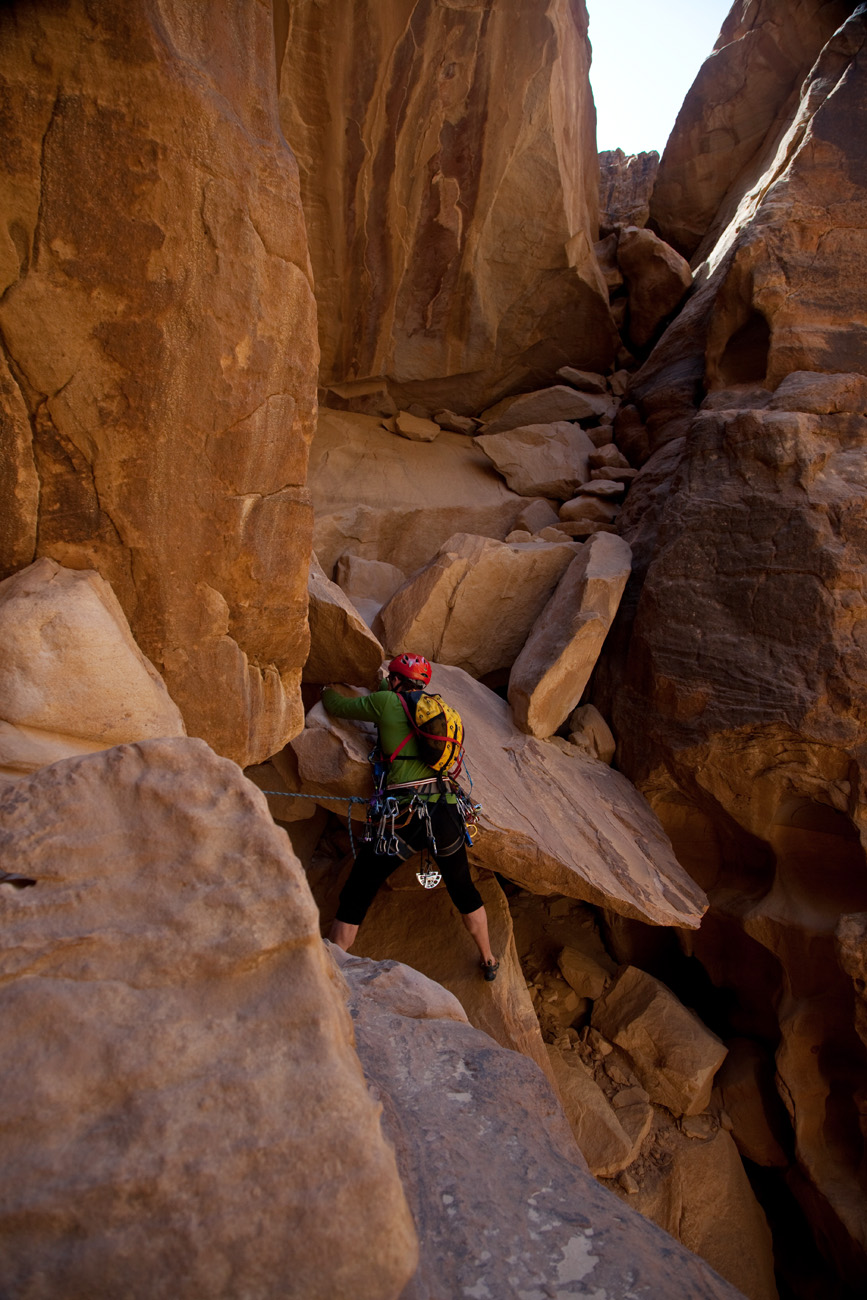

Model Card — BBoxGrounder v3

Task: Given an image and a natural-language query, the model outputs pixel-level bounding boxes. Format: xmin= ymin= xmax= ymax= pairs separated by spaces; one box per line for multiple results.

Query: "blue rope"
xmin=258 ymin=788 xmax=369 ymax=859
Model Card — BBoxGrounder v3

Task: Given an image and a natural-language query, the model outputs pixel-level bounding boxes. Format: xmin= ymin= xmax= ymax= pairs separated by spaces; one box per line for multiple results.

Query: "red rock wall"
xmin=0 ymin=0 xmax=318 ymax=767
xmin=276 ymin=0 xmax=616 ymax=414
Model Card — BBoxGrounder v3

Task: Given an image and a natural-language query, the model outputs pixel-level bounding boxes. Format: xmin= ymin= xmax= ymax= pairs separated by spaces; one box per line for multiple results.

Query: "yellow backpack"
xmin=392 ymin=690 xmax=465 ymax=775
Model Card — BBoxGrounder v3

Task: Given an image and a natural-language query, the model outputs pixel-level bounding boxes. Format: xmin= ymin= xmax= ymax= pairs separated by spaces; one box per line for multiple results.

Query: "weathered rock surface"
xmin=650 ymin=0 xmax=855 ymax=258
xmin=0 ymin=0 xmax=318 ymax=767
xmin=592 ymin=967 xmax=728 ymax=1117
xmin=309 ymin=410 xmax=534 ymax=574
xmin=338 ymin=946 xmax=750 ymax=1300
xmin=599 ymin=148 xmax=660 ymax=230
xmin=481 ymin=384 xmax=615 ymax=434
xmin=474 ymin=420 xmax=595 ymax=498
xmin=277 ymin=0 xmax=617 ymax=414
xmin=607 ymin=1116 xmax=779 ymax=1300
xmin=305 ymin=554 xmax=384 ymax=687
xmin=0 ymin=558 xmax=185 ymax=777
xmin=716 ymin=1039 xmax=790 ymax=1168
xmin=509 ymin=533 xmax=632 ymax=737
xmin=0 ymin=737 xmax=417 ymax=1300
xmin=616 ymin=226 xmax=693 ymax=351
xmin=377 ymin=532 xmax=579 ymax=678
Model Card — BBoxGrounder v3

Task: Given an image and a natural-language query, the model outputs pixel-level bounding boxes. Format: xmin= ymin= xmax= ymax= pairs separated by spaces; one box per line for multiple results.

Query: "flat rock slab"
xmin=480 ymin=384 xmax=616 ymax=434
xmin=338 ymin=948 xmax=749 ymax=1300
xmin=309 ymin=410 xmax=534 ymax=574
xmin=0 ymin=737 xmax=417 ymax=1300
xmin=441 ymin=665 xmax=707 ymax=929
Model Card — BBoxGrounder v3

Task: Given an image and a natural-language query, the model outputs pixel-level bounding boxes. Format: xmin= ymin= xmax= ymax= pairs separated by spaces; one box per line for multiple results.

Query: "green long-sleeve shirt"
xmin=321 ymin=680 xmax=452 ymax=799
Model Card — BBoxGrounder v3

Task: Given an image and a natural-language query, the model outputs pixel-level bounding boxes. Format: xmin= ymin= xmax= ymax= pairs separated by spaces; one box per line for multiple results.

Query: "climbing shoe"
xmin=481 ymin=959 xmax=499 ymax=982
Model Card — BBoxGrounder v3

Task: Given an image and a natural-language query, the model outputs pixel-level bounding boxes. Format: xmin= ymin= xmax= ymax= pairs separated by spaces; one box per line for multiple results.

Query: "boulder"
xmin=474 ymin=421 xmax=596 ymax=498
xmin=277 ymin=0 xmax=617 ymax=414
xmin=339 ymin=947 xmax=747 ymax=1300
xmin=546 ymin=1047 xmax=637 ymax=1178
xmin=837 ymin=912 xmax=867 ymax=1053
xmin=322 ymin=378 xmax=397 ymax=418
xmin=433 ymin=409 xmax=478 ymax=435
xmin=616 ymin=227 xmax=693 ymax=351
xmin=556 ymin=366 xmax=608 ymax=393
xmin=334 ymin=553 xmax=407 ymax=629
xmin=509 ymin=534 xmax=632 ymax=738
xmin=0 ymin=737 xmax=417 ymax=1300
xmin=480 ymin=384 xmax=615 ymax=434
xmin=0 ymin=558 xmax=185 ymax=778
xmin=285 ymin=696 xmax=375 ymax=822
xmin=559 ymin=495 xmax=619 ymax=523
xmin=567 ymin=702 xmax=617 ymax=764
xmin=309 ymin=410 xmax=534 ymax=574
xmin=292 ymin=664 xmax=709 ymax=929
xmin=394 ymin=410 xmax=440 ymax=442
xmin=575 ymin=478 xmax=625 ymax=498
xmin=514 ymin=498 xmax=561 ymax=535
xmin=592 ymin=967 xmax=728 ymax=1117
xmin=0 ymin=0 xmax=318 ymax=768
xmin=305 ymin=554 xmax=384 ymax=687
xmin=377 ymin=532 xmax=578 ymax=679
xmin=589 ymin=443 xmax=631 ymax=470
xmin=558 ymin=944 xmax=616 ymax=1000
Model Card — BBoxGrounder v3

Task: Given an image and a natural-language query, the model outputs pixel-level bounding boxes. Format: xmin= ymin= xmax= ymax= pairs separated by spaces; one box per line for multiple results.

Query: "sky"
xmin=588 ymin=0 xmax=733 ymax=156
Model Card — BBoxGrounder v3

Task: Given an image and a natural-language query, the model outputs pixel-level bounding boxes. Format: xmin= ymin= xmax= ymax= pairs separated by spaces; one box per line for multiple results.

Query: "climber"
xmin=321 ymin=653 xmax=499 ymax=981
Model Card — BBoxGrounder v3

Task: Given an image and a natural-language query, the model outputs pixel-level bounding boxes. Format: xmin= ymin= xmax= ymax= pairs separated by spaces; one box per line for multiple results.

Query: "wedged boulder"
xmin=284 ymin=696 xmax=375 ymax=822
xmin=616 ymin=227 xmax=693 ymax=351
xmin=338 ymin=945 xmax=747 ymax=1300
xmin=558 ymin=944 xmax=616 ymax=1000
xmin=334 ymin=553 xmax=407 ymax=629
xmin=567 ymin=703 xmax=617 ymax=764
xmin=289 ymin=664 xmax=708 ymax=929
xmin=377 ymin=532 xmax=579 ymax=678
xmin=305 ymin=554 xmax=384 ymax=686
xmin=598 ymin=148 xmax=660 ymax=231
xmin=0 ymin=558 xmax=185 ymax=777
xmin=546 ymin=1046 xmax=637 ymax=1178
xmin=514 ymin=498 xmax=561 ymax=534
xmin=556 ymin=366 xmax=608 ymax=392
xmin=509 ymin=533 xmax=632 ymax=738
xmin=480 ymin=384 xmax=615 ymax=434
xmin=560 ymin=494 xmax=619 ymax=523
xmin=474 ymin=420 xmax=596 ymax=498
xmin=0 ymin=737 xmax=417 ymax=1300
xmin=592 ymin=967 xmax=728 ymax=1117
xmin=322 ymin=377 xmax=397 ymax=418
xmin=309 ymin=410 xmax=534 ymax=574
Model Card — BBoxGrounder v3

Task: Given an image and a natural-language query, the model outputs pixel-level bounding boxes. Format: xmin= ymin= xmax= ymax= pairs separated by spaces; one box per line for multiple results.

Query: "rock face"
xmin=594 ymin=6 xmax=867 ymax=1288
xmin=338 ymin=947 xmax=748 ymax=1300
xmin=276 ymin=0 xmax=617 ymax=414
xmin=649 ymin=0 xmax=856 ymax=258
xmin=0 ymin=738 xmax=417 ymax=1300
xmin=0 ymin=0 xmax=318 ymax=768
xmin=599 ymin=148 xmax=660 ymax=230
xmin=0 ymin=558 xmax=185 ymax=776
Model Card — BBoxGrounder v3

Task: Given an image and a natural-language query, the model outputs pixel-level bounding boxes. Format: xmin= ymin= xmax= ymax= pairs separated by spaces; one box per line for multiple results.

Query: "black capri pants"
xmin=335 ymin=797 xmax=483 ymax=926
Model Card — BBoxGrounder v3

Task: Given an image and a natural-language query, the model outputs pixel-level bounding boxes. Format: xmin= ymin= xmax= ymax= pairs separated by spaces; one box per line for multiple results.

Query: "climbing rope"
xmin=258 ymin=789 xmax=368 ymax=859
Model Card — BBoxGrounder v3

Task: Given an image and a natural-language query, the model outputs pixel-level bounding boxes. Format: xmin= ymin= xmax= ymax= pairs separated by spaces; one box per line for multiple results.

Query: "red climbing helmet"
xmin=388 ymin=653 xmax=432 ymax=686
